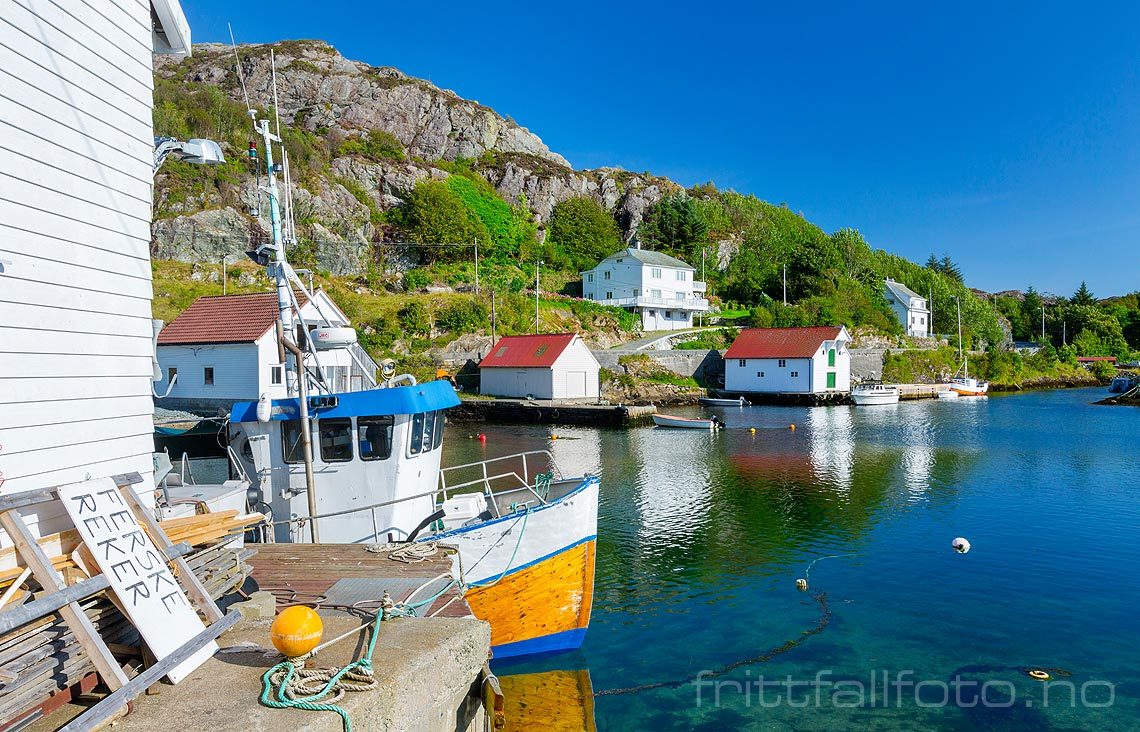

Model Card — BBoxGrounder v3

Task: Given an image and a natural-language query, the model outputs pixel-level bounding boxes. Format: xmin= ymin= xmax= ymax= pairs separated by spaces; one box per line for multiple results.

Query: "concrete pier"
xmin=451 ymin=398 xmax=657 ymax=427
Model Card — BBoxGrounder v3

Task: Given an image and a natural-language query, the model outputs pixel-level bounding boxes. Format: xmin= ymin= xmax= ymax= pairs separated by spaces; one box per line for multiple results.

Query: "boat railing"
xmin=266 ymin=450 xmax=566 ymax=540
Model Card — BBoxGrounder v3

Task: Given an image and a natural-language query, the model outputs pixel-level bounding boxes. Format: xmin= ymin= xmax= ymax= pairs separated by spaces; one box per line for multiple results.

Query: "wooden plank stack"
xmin=0 ymin=510 xmax=263 ymax=727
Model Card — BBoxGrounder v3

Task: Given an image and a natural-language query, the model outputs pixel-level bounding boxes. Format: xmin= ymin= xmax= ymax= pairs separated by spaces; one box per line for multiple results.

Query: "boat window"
xmin=433 ymin=411 xmax=446 ymax=450
xmin=409 ymin=413 xmax=425 ymax=455
xmin=359 ymin=416 xmax=394 ymax=461
xmin=282 ymin=420 xmax=305 ymax=464
xmin=319 ymin=418 xmax=353 ymax=462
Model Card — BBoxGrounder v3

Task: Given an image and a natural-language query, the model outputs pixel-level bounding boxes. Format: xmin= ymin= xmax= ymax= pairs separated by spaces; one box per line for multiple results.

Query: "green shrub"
xmin=547 ymin=197 xmax=623 ymax=271
xmin=436 ymin=298 xmax=489 ymax=332
xmin=404 ymin=268 xmax=431 ymax=291
xmin=338 ymin=129 xmax=405 ymax=162
xmin=1089 ymin=360 xmax=1116 ymax=382
xmin=397 ymin=301 xmax=431 ymax=335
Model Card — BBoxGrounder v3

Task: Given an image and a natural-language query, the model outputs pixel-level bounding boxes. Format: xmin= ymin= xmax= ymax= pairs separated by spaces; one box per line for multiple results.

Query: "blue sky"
xmin=184 ymin=1 xmax=1140 ymax=296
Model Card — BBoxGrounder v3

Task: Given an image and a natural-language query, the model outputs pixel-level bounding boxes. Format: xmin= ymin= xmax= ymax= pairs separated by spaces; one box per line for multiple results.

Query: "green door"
xmin=828 ymin=348 xmax=836 ymax=367
xmin=827 ymin=372 xmax=836 ymax=389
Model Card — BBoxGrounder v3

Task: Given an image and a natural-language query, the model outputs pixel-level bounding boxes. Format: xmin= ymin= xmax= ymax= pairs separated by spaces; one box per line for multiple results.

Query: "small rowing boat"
xmin=699 ymin=396 xmax=750 ymax=407
xmin=652 ymin=414 xmax=723 ymax=429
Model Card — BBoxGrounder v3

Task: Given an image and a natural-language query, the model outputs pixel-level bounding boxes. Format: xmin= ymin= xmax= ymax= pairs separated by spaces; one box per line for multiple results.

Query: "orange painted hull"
xmin=465 ymin=539 xmax=596 ymax=655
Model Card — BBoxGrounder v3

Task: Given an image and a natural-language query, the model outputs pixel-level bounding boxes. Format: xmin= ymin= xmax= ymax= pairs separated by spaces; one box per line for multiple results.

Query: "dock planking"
xmin=248 ymin=543 xmax=472 ymax=619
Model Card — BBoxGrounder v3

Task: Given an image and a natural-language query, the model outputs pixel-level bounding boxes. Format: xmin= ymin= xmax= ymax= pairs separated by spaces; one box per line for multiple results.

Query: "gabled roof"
xmin=158 ymin=292 xmax=308 ymax=345
xmin=725 ymin=326 xmax=846 ymax=359
xmin=479 ymin=334 xmax=578 ymax=369
xmin=600 ymin=247 xmax=694 ymax=270
xmin=885 ymin=278 xmax=926 ymax=304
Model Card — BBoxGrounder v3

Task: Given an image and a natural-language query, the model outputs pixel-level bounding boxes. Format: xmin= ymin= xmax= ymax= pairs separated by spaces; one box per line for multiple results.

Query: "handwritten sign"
xmin=57 ymin=478 xmax=216 ymax=683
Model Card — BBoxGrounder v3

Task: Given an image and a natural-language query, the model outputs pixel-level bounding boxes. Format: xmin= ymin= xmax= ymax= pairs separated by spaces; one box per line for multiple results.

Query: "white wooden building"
xmin=724 ymin=326 xmax=851 ymax=394
xmin=155 ymin=291 xmax=378 ymax=413
xmin=0 ymin=0 xmax=191 ymax=521
xmin=884 ymin=279 xmax=930 ymax=337
xmin=580 ymin=246 xmax=709 ymax=331
xmin=479 ymin=334 xmax=600 ymax=400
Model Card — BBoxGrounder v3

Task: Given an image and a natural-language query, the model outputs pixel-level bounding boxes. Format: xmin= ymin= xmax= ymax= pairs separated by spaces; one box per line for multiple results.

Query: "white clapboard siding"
xmin=0 ymin=201 xmax=150 ymax=259
xmin=0 ymin=247 xmax=153 ymax=299
xmin=157 ymin=343 xmax=263 ymax=401
xmin=0 ymin=302 xmax=154 ymax=339
xmin=0 ymin=0 xmax=162 ymax=525
xmin=2 ymin=375 xmax=153 ymax=404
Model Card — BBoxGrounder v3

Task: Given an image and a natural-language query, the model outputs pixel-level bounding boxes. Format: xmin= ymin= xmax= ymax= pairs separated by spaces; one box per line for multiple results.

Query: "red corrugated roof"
xmin=157 ymin=292 xmax=307 ymax=345
xmin=479 ymin=334 xmax=577 ymax=368
xmin=1077 ymin=356 xmax=1116 ymax=362
xmin=724 ymin=326 xmax=843 ymax=359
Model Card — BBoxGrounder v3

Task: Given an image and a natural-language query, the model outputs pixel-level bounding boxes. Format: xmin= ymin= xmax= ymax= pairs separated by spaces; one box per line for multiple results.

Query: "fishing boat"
xmin=652 ymin=414 xmax=723 ymax=429
xmin=949 ymin=296 xmax=989 ymax=397
xmin=218 ymin=101 xmax=598 ymax=660
xmin=699 ymin=396 xmax=750 ymax=407
xmin=850 ymin=383 xmax=900 ymax=406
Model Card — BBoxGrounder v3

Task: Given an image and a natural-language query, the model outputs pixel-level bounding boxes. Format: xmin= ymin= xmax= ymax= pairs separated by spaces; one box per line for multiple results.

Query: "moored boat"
xmin=851 ymin=383 xmax=900 ymax=405
xmin=949 ymin=376 xmax=989 ymax=397
xmin=652 ymin=414 xmax=723 ymax=429
xmin=937 ymin=389 xmax=960 ymax=400
xmin=699 ymin=396 xmax=750 ymax=407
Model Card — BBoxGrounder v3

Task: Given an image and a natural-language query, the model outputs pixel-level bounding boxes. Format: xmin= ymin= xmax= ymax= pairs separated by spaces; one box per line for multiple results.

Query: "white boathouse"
xmin=479 ymin=334 xmax=600 ymax=400
xmin=155 ymin=291 xmax=379 ymax=413
xmin=724 ymin=326 xmax=851 ymax=394
xmin=0 ymin=0 xmax=192 ymax=513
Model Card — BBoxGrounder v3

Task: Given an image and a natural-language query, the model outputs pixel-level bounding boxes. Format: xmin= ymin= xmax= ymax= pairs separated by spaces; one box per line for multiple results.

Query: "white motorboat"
xmin=699 ymin=396 xmax=750 ymax=407
xmin=652 ymin=414 xmax=723 ymax=429
xmin=937 ymin=389 xmax=960 ymax=400
xmin=851 ymin=383 xmax=900 ymax=405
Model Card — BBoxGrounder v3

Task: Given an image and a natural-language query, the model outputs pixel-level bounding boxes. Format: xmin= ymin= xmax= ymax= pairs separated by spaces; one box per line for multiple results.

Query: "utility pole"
xmin=474 ymin=237 xmax=479 ymax=294
xmin=929 ymin=286 xmax=934 ymax=338
xmin=222 ymin=255 xmax=227 ymax=295
xmin=491 ymin=290 xmax=497 ymax=347
xmin=700 ymin=247 xmax=706 ymax=328
xmin=1041 ymin=306 xmax=1046 ymax=344
xmin=1063 ymin=319 xmax=1066 ymax=345
xmin=782 ymin=264 xmax=787 ymax=305
xmin=535 ymin=260 xmax=543 ymax=334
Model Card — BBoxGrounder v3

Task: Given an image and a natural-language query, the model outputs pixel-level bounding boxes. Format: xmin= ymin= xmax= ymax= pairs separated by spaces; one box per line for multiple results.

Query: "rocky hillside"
xmin=151 ymin=40 xmax=678 ymax=273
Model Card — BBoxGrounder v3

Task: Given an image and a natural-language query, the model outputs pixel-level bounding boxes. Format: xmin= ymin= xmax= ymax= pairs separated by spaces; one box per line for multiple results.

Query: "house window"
xmin=616 ymin=258 xmax=623 ymax=263
xmin=738 ymin=359 xmax=746 ymax=367
xmin=676 ymin=270 xmax=687 ymax=281
xmin=318 ymin=418 xmax=353 ymax=462
xmin=665 ymin=311 xmax=673 ymax=318
xmin=359 ymin=415 xmax=395 ymax=461
xmin=604 ymin=271 xmax=611 ymax=280
xmin=790 ymin=371 xmax=799 ymax=377
xmin=778 ymin=359 xmax=786 ymax=368
xmin=203 ymin=367 xmax=214 ymax=385
xmin=271 ymin=366 xmax=283 ymax=385
xmin=606 ymin=291 xmax=613 ymax=299
xmin=651 ymin=267 xmax=662 ymax=278
xmin=920 ymin=316 xmax=925 ymax=324
xmin=676 ymin=292 xmax=684 ymax=300
xmin=588 ymin=273 xmax=594 ymax=282
xmin=651 ymin=289 xmax=662 ymax=298
xmin=757 ymin=371 xmax=765 ymax=377
xmin=633 ymin=289 xmax=640 ymax=296
xmin=167 ymin=367 xmax=177 ymax=383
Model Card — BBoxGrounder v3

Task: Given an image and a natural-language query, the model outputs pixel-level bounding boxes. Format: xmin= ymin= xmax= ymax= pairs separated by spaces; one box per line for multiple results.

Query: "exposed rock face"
xmin=150 ymin=40 xmax=686 ymax=273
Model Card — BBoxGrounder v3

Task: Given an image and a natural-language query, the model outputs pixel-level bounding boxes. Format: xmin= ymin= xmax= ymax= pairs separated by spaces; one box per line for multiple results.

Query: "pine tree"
xmin=939 ymin=255 xmax=964 ymax=283
xmin=1072 ymin=280 xmax=1096 ymax=306
xmin=925 ymin=254 xmax=940 ymax=271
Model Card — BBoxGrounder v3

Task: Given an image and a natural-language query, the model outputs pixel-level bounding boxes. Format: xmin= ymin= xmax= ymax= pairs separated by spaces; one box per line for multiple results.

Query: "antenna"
xmin=227 ymin=23 xmax=253 ymax=114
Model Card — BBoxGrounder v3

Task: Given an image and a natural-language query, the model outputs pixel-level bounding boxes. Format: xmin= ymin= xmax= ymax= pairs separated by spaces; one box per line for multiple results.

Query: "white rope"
xmin=365 ymin=541 xmax=439 ymax=563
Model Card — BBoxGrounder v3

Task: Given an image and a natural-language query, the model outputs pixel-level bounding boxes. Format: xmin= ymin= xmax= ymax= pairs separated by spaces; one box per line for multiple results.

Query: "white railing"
xmin=594 ymin=295 xmax=709 ymax=311
xmin=692 ymin=281 xmax=707 ymax=293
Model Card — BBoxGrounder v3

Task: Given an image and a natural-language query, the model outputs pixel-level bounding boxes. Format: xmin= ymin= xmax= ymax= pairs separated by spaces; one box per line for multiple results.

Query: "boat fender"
xmin=1028 ymin=670 xmax=1051 ymax=681
xmin=952 ymin=537 xmax=971 ymax=554
xmin=749 ymin=427 xmax=757 ymax=434
xmin=795 ymin=578 xmax=808 ymax=591
xmin=790 ymin=424 xmax=796 ymax=431
xmin=256 ymin=392 xmax=272 ymax=423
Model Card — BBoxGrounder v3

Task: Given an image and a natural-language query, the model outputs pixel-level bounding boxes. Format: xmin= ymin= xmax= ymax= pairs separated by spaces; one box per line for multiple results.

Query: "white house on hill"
xmin=156 ymin=290 xmax=378 ymax=413
xmin=479 ymin=334 xmax=600 ymax=400
xmin=724 ymin=326 xmax=851 ymax=394
xmin=580 ymin=246 xmax=708 ymax=331
xmin=884 ymin=279 xmax=930 ymax=337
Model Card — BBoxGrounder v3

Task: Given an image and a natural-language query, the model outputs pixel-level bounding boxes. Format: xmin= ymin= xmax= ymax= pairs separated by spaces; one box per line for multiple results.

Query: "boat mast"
xmin=956 ymin=296 xmax=966 ymax=378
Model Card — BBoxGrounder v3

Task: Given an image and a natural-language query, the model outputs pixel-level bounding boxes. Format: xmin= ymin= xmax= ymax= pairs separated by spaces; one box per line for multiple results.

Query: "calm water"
xmin=449 ymin=388 xmax=1140 ymax=731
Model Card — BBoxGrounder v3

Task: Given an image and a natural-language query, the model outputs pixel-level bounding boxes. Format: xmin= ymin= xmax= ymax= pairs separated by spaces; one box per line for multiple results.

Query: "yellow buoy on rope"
xmin=1028 ymin=669 xmax=1051 ymax=681
xmin=270 ymin=605 xmax=324 ymax=658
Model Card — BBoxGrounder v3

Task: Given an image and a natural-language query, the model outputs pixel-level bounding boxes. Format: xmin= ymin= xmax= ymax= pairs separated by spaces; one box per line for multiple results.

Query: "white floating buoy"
xmin=795 ymin=578 xmax=808 ymax=591
xmin=952 ymin=537 xmax=971 ymax=554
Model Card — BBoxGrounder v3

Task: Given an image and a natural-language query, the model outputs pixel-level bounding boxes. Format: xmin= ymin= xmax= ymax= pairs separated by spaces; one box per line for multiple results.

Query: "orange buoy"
xmin=270 ymin=606 xmax=323 ymax=658
xmin=789 ymin=424 xmax=796 ymax=431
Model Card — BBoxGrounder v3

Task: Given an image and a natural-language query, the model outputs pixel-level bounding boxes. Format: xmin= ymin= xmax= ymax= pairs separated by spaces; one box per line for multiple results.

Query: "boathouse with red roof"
xmin=724 ymin=326 xmax=851 ymax=394
xmin=155 ymin=290 xmax=376 ymax=412
xmin=479 ymin=334 xmax=600 ymax=400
